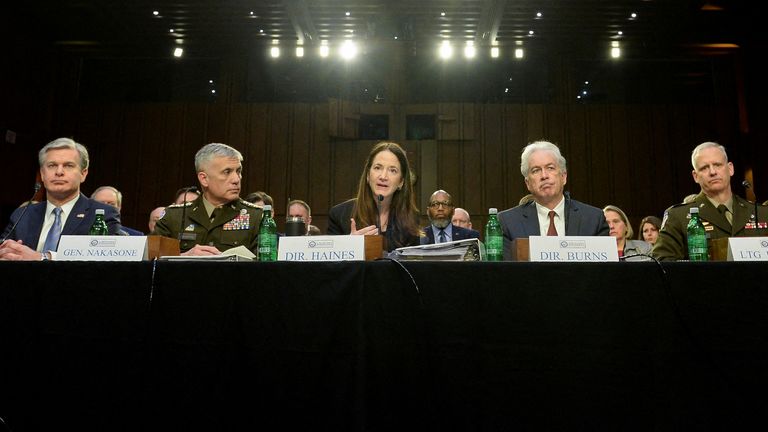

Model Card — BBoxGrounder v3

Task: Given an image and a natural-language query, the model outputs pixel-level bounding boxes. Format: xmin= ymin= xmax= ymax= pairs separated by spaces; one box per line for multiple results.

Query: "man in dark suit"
xmin=498 ymin=140 xmax=609 ymax=260
xmin=0 ymin=137 xmax=121 ymax=261
xmin=421 ymin=190 xmax=480 ymax=244
xmin=653 ymin=141 xmax=768 ymax=261
xmin=91 ymin=185 xmax=144 ymax=235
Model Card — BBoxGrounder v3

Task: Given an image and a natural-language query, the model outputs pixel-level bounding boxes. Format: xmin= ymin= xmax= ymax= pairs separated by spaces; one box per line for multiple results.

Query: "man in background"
xmin=421 ymin=190 xmax=480 ymax=244
xmin=91 ymin=185 xmax=143 ymax=235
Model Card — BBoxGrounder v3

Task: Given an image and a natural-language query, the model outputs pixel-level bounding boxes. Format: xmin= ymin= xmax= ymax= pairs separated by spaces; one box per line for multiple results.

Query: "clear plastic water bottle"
xmin=258 ymin=205 xmax=278 ymax=262
xmin=686 ymin=207 xmax=708 ymax=261
xmin=485 ymin=208 xmax=503 ymax=261
xmin=89 ymin=208 xmax=109 ymax=235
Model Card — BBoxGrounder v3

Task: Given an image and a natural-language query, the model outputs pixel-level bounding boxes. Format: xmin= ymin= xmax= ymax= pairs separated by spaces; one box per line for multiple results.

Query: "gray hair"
xmin=91 ymin=186 xmax=122 ymax=208
xmin=288 ymin=199 xmax=311 ymax=216
xmin=691 ymin=141 xmax=728 ymax=169
xmin=194 ymin=143 xmax=243 ymax=172
xmin=38 ymin=137 xmax=89 ymax=170
xmin=520 ymin=140 xmax=567 ymax=177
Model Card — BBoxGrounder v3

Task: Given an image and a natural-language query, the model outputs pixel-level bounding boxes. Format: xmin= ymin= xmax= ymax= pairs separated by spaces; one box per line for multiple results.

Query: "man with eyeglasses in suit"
xmin=420 ymin=190 xmax=480 ymax=244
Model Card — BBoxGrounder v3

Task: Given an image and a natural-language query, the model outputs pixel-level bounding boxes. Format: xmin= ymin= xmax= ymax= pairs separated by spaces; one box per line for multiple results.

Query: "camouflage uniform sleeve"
xmin=651 ymin=207 xmax=686 ymax=261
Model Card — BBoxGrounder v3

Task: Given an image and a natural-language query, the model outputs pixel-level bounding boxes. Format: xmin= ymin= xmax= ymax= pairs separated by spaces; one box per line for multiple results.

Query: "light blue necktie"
xmin=43 ymin=207 xmax=62 ymax=253
xmin=438 ymin=228 xmax=447 ymax=243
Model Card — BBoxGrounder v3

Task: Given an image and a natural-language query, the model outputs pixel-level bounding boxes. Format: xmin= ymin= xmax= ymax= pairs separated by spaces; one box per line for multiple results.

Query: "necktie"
xmin=43 ymin=207 xmax=62 ymax=253
xmin=717 ymin=204 xmax=732 ymax=227
xmin=547 ymin=210 xmax=558 ymax=236
xmin=438 ymin=228 xmax=447 ymax=243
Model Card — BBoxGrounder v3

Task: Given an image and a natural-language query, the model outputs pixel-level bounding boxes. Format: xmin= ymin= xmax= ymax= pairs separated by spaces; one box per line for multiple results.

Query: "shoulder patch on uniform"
xmin=168 ymin=201 xmax=193 ymax=208
xmin=238 ymin=199 xmax=262 ymax=208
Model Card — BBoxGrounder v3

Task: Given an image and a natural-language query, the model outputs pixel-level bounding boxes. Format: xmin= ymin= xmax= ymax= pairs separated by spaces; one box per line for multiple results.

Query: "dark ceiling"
xmin=5 ymin=0 xmax=754 ymax=58
xmin=2 ymin=1 xmax=758 ymax=104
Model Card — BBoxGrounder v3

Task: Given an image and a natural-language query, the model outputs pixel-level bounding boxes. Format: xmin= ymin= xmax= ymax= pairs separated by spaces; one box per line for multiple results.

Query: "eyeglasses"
xmin=428 ymin=201 xmax=453 ymax=209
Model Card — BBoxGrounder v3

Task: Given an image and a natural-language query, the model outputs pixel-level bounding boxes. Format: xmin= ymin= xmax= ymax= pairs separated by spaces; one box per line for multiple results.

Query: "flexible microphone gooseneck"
xmin=563 ymin=190 xmax=571 ymax=235
xmin=742 ymin=180 xmax=759 ymax=228
xmin=1 ymin=182 xmax=42 ymax=243
xmin=375 ymin=194 xmax=384 ymax=234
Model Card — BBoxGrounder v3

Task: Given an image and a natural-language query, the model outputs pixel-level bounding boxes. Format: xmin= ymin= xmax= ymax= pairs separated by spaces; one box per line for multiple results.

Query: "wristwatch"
xmin=40 ymin=251 xmax=49 ymax=261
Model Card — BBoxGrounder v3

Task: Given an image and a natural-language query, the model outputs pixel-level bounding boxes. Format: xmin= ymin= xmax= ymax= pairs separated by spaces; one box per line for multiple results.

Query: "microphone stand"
xmin=376 ymin=194 xmax=386 ymax=251
xmin=1 ymin=183 xmax=42 ymax=243
xmin=563 ymin=190 xmax=571 ymax=235
xmin=743 ymin=180 xmax=760 ymax=230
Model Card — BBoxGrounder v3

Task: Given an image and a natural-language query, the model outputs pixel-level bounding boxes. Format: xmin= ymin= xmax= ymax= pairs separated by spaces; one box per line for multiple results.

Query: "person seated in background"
xmin=682 ymin=193 xmax=698 ymax=204
xmin=148 ymin=206 xmax=165 ymax=233
xmin=173 ymin=186 xmax=200 ymax=205
xmin=637 ymin=215 xmax=662 ymax=246
xmin=307 ymin=225 xmax=321 ymax=235
xmin=653 ymin=142 xmax=768 ymax=261
xmin=518 ymin=193 xmax=534 ymax=206
xmin=451 ymin=207 xmax=473 ymax=229
xmin=244 ymin=191 xmax=273 ymax=208
xmin=603 ymin=205 xmax=651 ymax=260
xmin=91 ymin=185 xmax=144 ymax=235
xmin=287 ymin=199 xmax=312 ymax=235
xmin=498 ymin=140 xmax=609 ymax=260
xmin=0 ymin=137 xmax=121 ymax=261
xmin=421 ymin=189 xmax=480 ymax=244
xmin=152 ymin=143 xmax=263 ymax=256
xmin=327 ymin=141 xmax=421 ymax=251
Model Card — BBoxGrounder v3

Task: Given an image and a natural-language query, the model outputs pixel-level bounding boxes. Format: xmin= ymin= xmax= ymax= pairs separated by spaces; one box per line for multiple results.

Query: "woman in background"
xmin=603 ymin=205 xmax=651 ymax=260
xmin=327 ymin=141 xmax=421 ymax=251
xmin=637 ymin=215 xmax=662 ymax=246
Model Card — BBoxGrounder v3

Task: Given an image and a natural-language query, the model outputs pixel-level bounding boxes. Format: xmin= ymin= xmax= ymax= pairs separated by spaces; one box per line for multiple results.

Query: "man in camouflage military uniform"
xmin=153 ymin=143 xmax=263 ymax=255
xmin=652 ymin=142 xmax=768 ymax=261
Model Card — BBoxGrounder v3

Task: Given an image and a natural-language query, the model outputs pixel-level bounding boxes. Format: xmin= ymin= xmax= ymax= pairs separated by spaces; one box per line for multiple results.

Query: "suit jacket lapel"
xmin=188 ymin=203 xmax=211 ymax=229
xmin=19 ymin=201 xmax=46 ymax=246
xmin=695 ymin=195 xmax=731 ymax=234
xmin=521 ymin=202 xmax=540 ymax=236
xmin=62 ymin=194 xmax=89 ymax=235
xmin=565 ymin=201 xmax=580 ymax=236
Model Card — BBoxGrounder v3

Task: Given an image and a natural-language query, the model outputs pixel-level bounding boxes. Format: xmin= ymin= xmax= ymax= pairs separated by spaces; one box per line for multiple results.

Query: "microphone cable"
xmin=1 ymin=183 xmax=41 ymax=243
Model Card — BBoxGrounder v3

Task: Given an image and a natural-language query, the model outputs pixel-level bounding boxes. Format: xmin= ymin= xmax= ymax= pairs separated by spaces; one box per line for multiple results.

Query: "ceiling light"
xmin=296 ymin=46 xmax=304 ymax=57
xmin=515 ymin=48 xmax=524 ymax=59
xmin=169 ymin=29 xmax=174 ymax=33
xmin=345 ymin=11 xmax=350 ymax=16
xmin=617 ymin=31 xmax=623 ymax=36
xmin=319 ymin=43 xmax=330 ymax=58
xmin=611 ymin=46 xmax=621 ymax=58
xmin=211 ymin=90 xmax=216 ymax=94
xmin=536 ymin=12 xmax=542 ymax=18
xmin=630 ymin=13 xmax=637 ymax=19
xmin=584 ymin=81 xmax=589 ymax=85
xmin=153 ymin=11 xmax=159 ymax=16
xmin=173 ymin=47 xmax=183 ymax=58
xmin=440 ymin=12 xmax=446 ymax=17
xmin=340 ymin=40 xmax=358 ymax=60
xmin=528 ymin=30 xmax=534 ymax=36
xmin=270 ymin=47 xmax=280 ymax=58
xmin=439 ymin=41 xmax=453 ymax=59
xmin=209 ymin=80 xmax=214 ymax=84
xmin=490 ymin=47 xmax=500 ymax=58
xmin=464 ymin=41 xmax=476 ymax=59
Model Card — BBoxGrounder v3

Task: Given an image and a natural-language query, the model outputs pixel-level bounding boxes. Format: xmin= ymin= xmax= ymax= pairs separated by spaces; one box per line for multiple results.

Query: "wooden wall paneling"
xmin=525 ymin=104 xmax=545 ymax=143
xmin=227 ymin=103 xmax=250 ymax=154
xmin=544 ymin=104 xmax=567 ymax=153
xmin=565 ymin=104 xmax=589 ymax=203
xmin=436 ymin=139 xmax=461 ymax=209
xmin=156 ymin=104 xmax=188 ymax=206
xmin=584 ymin=105 xmax=611 ymax=208
xmin=267 ymin=103 xmax=292 ymax=216
xmin=626 ymin=105 xmax=655 ymax=219
xmin=668 ymin=105 xmax=694 ymax=200
xmin=75 ymin=104 xmax=109 ymax=194
xmin=127 ymin=104 xmax=167 ymax=229
xmin=437 ymin=103 xmax=459 ymax=140
xmin=287 ymin=103 xmax=312 ymax=207
xmin=206 ymin=102 xmax=229 ymax=143
xmin=649 ymin=105 xmax=677 ymax=215
xmin=481 ymin=104 xmax=505 ymax=214
xmin=609 ymin=104 xmax=632 ymax=212
xmin=244 ymin=104 xmax=270 ymax=197
xmin=310 ymin=103 xmax=331 ymax=215
xmin=461 ymin=103 xmax=475 ymax=140
xmin=503 ymin=104 xmax=527 ymax=211
xmin=179 ymin=104 xmax=210 ymax=187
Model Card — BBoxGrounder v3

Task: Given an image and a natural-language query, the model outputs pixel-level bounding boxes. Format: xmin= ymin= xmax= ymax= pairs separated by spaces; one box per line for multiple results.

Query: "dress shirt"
xmin=535 ymin=197 xmax=566 ymax=236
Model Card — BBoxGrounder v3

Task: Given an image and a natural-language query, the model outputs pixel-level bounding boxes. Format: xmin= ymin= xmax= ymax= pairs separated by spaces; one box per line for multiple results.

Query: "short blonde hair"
xmin=603 ymin=205 xmax=633 ymax=240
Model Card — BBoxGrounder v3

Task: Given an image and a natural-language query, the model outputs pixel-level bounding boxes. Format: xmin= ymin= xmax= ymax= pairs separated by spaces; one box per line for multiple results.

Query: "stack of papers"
xmin=389 ymin=238 xmax=485 ymax=261
xmin=159 ymin=245 xmax=256 ymax=262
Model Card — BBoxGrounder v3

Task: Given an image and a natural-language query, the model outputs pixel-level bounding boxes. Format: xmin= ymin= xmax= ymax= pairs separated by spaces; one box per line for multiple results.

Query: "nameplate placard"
xmin=278 ymin=235 xmax=365 ymax=261
xmin=727 ymin=237 xmax=768 ymax=261
xmin=529 ymin=236 xmax=619 ymax=262
xmin=57 ymin=235 xmax=148 ymax=261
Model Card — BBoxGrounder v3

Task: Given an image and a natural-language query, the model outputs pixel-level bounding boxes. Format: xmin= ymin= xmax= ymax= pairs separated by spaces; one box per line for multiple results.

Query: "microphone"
xmin=743 ymin=180 xmax=759 ymax=229
xmin=563 ymin=190 xmax=571 ymax=235
xmin=375 ymin=194 xmax=384 ymax=235
xmin=1 ymin=182 xmax=42 ymax=243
